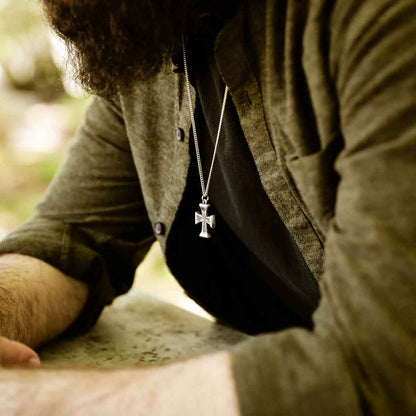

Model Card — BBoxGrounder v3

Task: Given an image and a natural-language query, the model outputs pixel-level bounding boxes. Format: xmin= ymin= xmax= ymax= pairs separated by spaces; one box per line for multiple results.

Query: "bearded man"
xmin=0 ymin=0 xmax=415 ymax=414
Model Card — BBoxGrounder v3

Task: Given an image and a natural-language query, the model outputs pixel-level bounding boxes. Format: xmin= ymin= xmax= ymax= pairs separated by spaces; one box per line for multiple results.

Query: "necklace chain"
xmin=182 ymin=39 xmax=229 ymax=203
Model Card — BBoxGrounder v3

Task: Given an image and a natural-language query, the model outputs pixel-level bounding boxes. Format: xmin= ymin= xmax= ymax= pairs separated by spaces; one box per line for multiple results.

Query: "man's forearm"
xmin=0 ymin=351 xmax=239 ymax=416
xmin=0 ymin=254 xmax=88 ymax=347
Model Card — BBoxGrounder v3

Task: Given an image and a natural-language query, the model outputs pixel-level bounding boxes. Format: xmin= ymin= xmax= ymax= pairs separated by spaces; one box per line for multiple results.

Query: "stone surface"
xmin=39 ymin=288 xmax=249 ymax=368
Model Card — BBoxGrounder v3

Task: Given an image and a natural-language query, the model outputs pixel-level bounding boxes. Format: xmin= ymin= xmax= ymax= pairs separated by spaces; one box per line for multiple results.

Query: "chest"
xmin=118 ymin=0 xmax=343 ymax=284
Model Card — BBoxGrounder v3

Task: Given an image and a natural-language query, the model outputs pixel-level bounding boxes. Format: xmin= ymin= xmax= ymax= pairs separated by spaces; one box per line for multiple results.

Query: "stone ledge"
xmin=39 ymin=288 xmax=249 ymax=367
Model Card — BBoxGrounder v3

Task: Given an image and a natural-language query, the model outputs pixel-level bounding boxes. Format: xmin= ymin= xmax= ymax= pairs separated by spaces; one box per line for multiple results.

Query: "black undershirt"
xmin=166 ymin=32 xmax=320 ymax=335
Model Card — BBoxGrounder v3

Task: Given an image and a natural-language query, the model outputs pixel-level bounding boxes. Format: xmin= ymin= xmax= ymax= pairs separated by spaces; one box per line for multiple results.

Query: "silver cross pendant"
xmin=195 ymin=202 xmax=216 ymax=238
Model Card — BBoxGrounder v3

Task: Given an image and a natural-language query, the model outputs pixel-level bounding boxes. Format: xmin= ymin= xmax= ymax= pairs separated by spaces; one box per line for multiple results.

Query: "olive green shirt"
xmin=1 ymin=0 xmax=415 ymax=414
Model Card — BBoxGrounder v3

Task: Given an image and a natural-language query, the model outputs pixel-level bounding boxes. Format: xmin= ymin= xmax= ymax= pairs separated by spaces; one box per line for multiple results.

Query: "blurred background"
xmin=0 ymin=0 xmax=209 ymax=318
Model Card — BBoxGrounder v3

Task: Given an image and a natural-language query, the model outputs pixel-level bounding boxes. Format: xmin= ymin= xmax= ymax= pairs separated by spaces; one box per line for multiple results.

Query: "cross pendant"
xmin=195 ymin=202 xmax=216 ymax=238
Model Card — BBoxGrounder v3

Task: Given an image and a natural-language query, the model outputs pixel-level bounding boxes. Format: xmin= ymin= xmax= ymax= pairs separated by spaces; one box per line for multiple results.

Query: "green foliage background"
xmin=0 ymin=0 xmax=89 ymax=230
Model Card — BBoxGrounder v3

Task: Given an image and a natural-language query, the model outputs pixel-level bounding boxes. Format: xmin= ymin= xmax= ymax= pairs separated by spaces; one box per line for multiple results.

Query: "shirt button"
xmin=172 ymin=63 xmax=184 ymax=74
xmin=171 ymin=54 xmax=184 ymax=73
xmin=154 ymin=222 xmax=166 ymax=236
xmin=175 ymin=128 xmax=185 ymax=142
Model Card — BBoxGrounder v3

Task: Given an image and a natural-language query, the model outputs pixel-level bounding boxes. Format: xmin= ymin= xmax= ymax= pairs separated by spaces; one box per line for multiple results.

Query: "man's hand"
xmin=0 ymin=336 xmax=40 ymax=368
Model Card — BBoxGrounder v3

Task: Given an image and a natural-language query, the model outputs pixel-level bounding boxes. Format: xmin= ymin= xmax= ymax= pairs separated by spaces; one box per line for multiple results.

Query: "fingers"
xmin=0 ymin=337 xmax=41 ymax=368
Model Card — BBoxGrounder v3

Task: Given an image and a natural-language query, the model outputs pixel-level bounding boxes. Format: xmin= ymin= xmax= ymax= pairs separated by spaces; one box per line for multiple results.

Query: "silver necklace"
xmin=182 ymin=39 xmax=229 ymax=239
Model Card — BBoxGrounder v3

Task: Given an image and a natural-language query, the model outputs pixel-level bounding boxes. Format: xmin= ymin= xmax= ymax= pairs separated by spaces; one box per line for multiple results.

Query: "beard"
xmin=42 ymin=0 xmax=236 ymax=99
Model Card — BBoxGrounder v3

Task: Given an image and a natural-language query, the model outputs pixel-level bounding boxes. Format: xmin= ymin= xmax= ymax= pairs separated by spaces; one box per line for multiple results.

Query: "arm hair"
xmin=0 ymin=253 xmax=88 ymax=347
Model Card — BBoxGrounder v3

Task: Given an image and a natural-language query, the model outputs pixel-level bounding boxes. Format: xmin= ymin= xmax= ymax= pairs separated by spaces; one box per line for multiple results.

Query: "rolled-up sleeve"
xmin=0 ymin=97 xmax=155 ymax=335
xmin=232 ymin=1 xmax=416 ymax=415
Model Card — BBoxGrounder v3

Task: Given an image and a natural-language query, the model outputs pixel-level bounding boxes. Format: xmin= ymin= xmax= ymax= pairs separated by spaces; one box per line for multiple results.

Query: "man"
xmin=0 ymin=0 xmax=415 ymax=414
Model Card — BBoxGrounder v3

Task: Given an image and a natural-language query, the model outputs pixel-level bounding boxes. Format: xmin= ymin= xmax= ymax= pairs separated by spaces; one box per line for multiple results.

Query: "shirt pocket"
xmin=285 ymin=138 xmax=342 ymax=235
